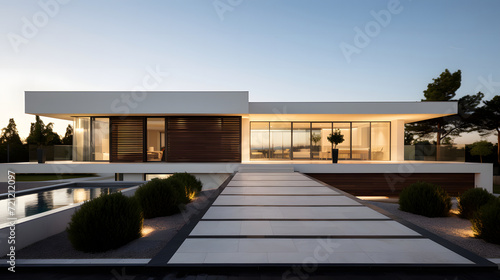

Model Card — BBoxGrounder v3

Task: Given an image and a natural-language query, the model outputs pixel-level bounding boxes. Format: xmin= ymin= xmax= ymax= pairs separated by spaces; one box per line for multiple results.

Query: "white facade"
xmin=1 ymin=90 xmax=490 ymax=193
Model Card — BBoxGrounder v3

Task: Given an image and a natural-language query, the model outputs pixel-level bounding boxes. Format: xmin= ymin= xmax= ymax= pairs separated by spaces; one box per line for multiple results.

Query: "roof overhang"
xmin=25 ymin=91 xmax=249 ymax=120
xmin=248 ymin=102 xmax=457 ymax=123
xmin=25 ymin=91 xmax=457 ymax=123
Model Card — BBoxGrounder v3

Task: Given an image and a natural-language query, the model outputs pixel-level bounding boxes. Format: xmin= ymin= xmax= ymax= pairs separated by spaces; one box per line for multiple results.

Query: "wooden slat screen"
xmin=167 ymin=117 xmax=241 ymax=162
xmin=110 ymin=117 xmax=144 ymax=162
xmin=307 ymin=173 xmax=474 ymax=197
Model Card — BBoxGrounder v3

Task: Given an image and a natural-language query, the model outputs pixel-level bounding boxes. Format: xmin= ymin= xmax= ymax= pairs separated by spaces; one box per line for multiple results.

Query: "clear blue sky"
xmin=1 ymin=0 xmax=499 ymax=143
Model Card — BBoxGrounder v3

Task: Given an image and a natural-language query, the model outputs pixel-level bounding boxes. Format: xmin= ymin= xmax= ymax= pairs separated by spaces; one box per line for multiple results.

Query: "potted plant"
xmin=327 ymin=129 xmax=344 ymax=163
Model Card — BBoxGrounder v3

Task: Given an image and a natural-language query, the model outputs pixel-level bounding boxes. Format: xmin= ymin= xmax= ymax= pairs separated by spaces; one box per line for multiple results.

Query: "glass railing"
xmin=404 ymin=144 xmax=465 ymax=162
xmin=29 ymin=145 xmax=73 ymax=162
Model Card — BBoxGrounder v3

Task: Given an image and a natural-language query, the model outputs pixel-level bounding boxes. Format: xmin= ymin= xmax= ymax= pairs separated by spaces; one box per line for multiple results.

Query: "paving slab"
xmin=202 ymin=206 xmax=385 ymax=220
xmin=169 ymin=238 xmax=474 ymax=264
xmin=232 ymin=175 xmax=312 ymax=181
xmin=213 ymin=195 xmax=357 ymax=206
xmin=190 ymin=220 xmax=418 ymax=236
xmin=222 ymin=186 xmax=337 ymax=195
xmin=228 ymin=180 xmax=324 ymax=187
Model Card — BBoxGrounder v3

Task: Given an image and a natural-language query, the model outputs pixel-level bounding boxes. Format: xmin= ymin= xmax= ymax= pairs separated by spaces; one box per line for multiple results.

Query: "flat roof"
xmin=25 ymin=91 xmax=457 ymax=122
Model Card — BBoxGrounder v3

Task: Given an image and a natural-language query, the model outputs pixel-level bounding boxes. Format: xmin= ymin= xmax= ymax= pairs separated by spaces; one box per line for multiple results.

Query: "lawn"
xmin=494 ymin=184 xmax=500 ymax=194
xmin=16 ymin=173 xmax=97 ymax=182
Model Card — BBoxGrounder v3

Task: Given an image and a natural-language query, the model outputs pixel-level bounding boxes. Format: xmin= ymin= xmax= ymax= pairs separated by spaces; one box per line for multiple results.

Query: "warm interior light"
xmin=141 ymin=226 xmax=154 ymax=237
xmin=356 ymin=196 xmax=390 ymax=200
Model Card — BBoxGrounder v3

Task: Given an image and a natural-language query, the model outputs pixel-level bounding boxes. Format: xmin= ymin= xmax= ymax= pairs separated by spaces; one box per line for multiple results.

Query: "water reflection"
xmin=0 ymin=187 xmax=123 ymax=223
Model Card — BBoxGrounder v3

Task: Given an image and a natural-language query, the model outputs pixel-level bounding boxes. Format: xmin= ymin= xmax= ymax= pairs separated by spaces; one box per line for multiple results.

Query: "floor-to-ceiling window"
xmin=92 ymin=118 xmax=109 ymax=161
xmin=333 ymin=123 xmax=351 ymax=160
xmin=250 ymin=122 xmax=270 ymax=159
xmin=350 ymin=122 xmax=370 ymax=160
xmin=270 ymin=122 xmax=291 ymax=159
xmin=250 ymin=121 xmax=390 ymax=161
xmin=311 ymin=123 xmax=332 ymax=160
xmin=371 ymin=122 xmax=390 ymax=160
xmin=292 ymin=123 xmax=311 ymax=159
xmin=146 ymin=118 xmax=165 ymax=162
xmin=73 ymin=117 xmax=91 ymax=161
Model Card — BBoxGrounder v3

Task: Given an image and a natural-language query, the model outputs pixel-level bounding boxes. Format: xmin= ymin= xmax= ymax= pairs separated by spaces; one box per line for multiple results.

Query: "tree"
xmin=62 ymin=124 xmax=73 ymax=145
xmin=0 ymin=118 xmax=23 ymax=146
xmin=423 ymin=69 xmax=462 ymax=101
xmin=406 ymin=69 xmax=483 ymax=150
xmin=0 ymin=118 xmax=28 ymax=162
xmin=26 ymin=115 xmax=62 ymax=146
xmin=469 ymin=141 xmax=494 ymax=163
xmin=474 ymin=95 xmax=500 ymax=163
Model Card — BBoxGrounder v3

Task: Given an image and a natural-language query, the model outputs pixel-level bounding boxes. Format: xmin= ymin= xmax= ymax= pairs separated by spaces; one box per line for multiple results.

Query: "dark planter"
xmin=37 ymin=148 xmax=46 ymax=164
xmin=332 ymin=148 xmax=339 ymax=163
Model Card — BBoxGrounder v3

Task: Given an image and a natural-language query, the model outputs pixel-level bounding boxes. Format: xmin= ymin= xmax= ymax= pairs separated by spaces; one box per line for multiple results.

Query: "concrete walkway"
xmin=166 ymin=172 xmax=493 ymax=267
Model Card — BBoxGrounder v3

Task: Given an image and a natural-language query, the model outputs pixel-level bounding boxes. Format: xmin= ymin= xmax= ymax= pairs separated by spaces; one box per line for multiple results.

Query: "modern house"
xmin=1 ymin=91 xmax=493 ymax=195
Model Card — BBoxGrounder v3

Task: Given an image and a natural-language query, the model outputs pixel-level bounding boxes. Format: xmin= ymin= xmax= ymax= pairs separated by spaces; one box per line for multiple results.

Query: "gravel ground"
xmin=364 ymin=198 xmax=500 ymax=258
xmin=10 ymin=189 xmax=217 ymax=259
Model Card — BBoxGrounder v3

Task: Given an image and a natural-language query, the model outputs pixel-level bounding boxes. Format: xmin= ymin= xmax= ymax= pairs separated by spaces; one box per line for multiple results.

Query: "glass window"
xmin=250 ymin=122 xmax=270 ymax=160
xmin=351 ymin=123 xmax=370 ymax=160
xmin=371 ymin=122 xmax=390 ymax=160
xmin=147 ymin=118 xmax=165 ymax=162
xmin=92 ymin=118 xmax=109 ymax=161
xmin=333 ymin=123 xmax=351 ymax=160
xmin=73 ymin=117 xmax=91 ymax=161
xmin=270 ymin=122 xmax=291 ymax=160
xmin=292 ymin=123 xmax=311 ymax=159
xmin=311 ymin=123 xmax=332 ymax=160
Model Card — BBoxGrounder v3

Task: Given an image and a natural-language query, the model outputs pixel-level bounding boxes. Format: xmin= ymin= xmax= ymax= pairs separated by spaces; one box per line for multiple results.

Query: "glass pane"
xmin=292 ymin=122 xmax=310 ymax=159
xmin=147 ymin=118 xmax=165 ymax=162
xmin=270 ymin=122 xmax=291 ymax=160
xmin=312 ymin=123 xmax=331 ymax=160
xmin=92 ymin=118 xmax=109 ymax=161
xmin=333 ymin=123 xmax=351 ymax=160
xmin=371 ymin=122 xmax=390 ymax=160
xmin=250 ymin=122 xmax=269 ymax=160
xmin=73 ymin=117 xmax=91 ymax=161
xmin=351 ymin=123 xmax=370 ymax=160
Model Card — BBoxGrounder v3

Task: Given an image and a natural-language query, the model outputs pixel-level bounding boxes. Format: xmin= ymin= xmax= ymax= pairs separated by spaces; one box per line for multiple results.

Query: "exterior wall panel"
xmin=110 ymin=117 xmax=145 ymax=162
xmin=307 ymin=173 xmax=474 ymax=197
xmin=167 ymin=117 xmax=241 ymax=162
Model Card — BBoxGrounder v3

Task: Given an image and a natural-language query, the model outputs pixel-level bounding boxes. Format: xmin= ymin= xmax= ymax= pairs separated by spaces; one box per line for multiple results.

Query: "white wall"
xmin=391 ymin=119 xmax=405 ymax=161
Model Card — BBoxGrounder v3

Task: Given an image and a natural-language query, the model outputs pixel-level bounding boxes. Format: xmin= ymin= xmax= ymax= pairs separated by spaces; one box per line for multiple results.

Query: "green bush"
xmin=458 ymin=188 xmax=495 ymax=219
xmin=66 ymin=192 xmax=143 ymax=252
xmin=134 ymin=178 xmax=184 ymax=218
xmin=471 ymin=198 xmax=500 ymax=244
xmin=399 ymin=181 xmax=451 ymax=217
xmin=169 ymin=172 xmax=203 ymax=194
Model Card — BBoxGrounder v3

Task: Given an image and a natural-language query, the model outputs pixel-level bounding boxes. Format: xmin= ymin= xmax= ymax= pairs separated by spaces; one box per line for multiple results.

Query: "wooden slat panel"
xmin=110 ymin=117 xmax=144 ymax=162
xmin=307 ymin=173 xmax=474 ymax=197
xmin=167 ymin=117 xmax=241 ymax=162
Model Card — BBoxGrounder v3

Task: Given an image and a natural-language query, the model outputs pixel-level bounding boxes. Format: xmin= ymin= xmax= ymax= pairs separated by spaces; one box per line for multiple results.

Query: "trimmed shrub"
xmin=168 ymin=173 xmax=203 ymax=202
xmin=66 ymin=192 xmax=143 ymax=252
xmin=458 ymin=188 xmax=495 ymax=219
xmin=471 ymin=198 xmax=500 ymax=244
xmin=399 ymin=181 xmax=451 ymax=217
xmin=134 ymin=178 xmax=184 ymax=218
